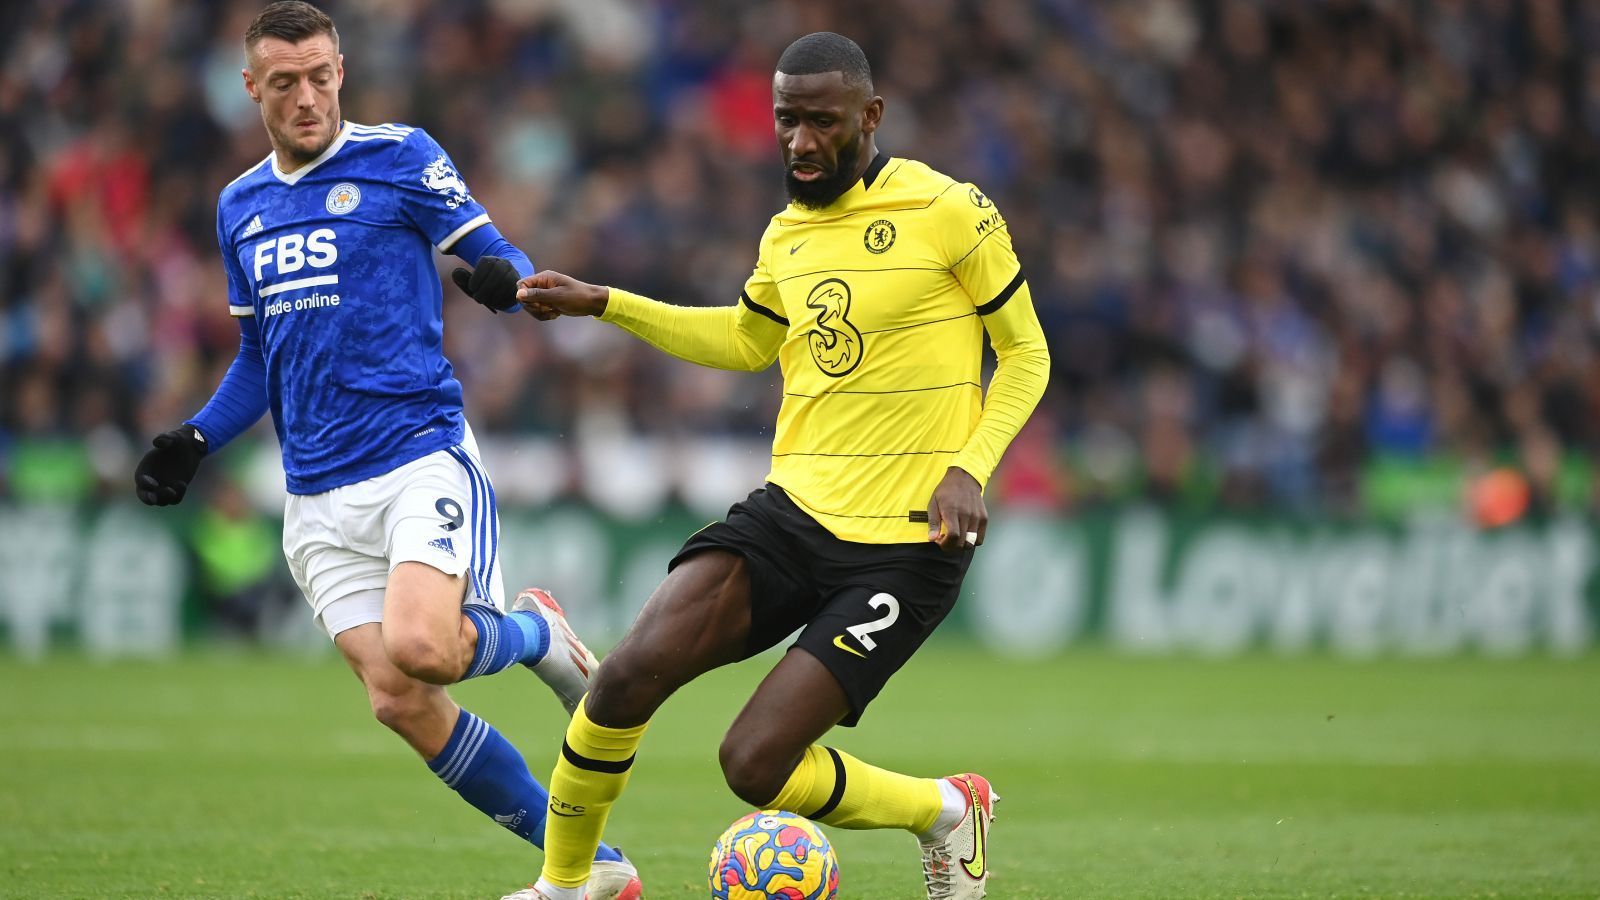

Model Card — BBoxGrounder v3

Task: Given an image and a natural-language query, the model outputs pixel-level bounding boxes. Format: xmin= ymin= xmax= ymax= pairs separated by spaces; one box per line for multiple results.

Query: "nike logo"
xmin=790 ymin=240 xmax=808 ymax=255
xmin=832 ymin=634 xmax=866 ymax=658
xmin=959 ymin=778 xmax=987 ymax=880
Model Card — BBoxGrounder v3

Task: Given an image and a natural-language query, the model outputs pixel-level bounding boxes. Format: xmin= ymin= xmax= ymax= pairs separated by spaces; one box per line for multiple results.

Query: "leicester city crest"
xmin=326 ymin=182 xmax=361 ymax=214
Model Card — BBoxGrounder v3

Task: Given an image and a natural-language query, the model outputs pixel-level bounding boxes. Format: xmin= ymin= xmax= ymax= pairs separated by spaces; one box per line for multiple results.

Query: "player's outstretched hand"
xmin=926 ymin=466 xmax=986 ymax=553
xmin=451 ymin=255 xmax=521 ymax=313
xmin=516 ymin=270 xmax=609 ymax=319
xmin=134 ymin=425 xmax=207 ymax=507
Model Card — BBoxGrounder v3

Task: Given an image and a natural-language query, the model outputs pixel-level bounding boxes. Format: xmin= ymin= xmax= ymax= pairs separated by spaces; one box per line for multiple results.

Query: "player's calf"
xmin=367 ymin=682 xmax=448 ymax=747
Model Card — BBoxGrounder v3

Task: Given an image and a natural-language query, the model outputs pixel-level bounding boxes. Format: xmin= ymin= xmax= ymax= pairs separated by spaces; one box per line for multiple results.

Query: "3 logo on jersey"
xmin=805 ymin=278 xmax=864 ymax=377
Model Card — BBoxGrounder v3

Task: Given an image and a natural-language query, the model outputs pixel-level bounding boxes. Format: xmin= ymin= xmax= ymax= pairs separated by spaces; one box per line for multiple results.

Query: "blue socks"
xmin=427 ymin=710 xmax=623 ymax=862
xmin=461 ymin=605 xmax=550 ymax=679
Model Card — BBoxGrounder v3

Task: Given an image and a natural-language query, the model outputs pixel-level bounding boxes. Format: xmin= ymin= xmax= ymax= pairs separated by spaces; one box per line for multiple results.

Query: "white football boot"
xmin=511 ymin=587 xmax=600 ymax=716
xmin=587 ymin=854 xmax=645 ymax=900
xmin=919 ymin=773 xmax=998 ymax=900
xmin=498 ymin=853 xmax=644 ymax=900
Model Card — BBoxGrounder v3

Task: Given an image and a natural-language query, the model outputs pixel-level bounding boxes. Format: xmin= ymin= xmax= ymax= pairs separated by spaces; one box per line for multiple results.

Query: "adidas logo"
xmin=427 ymin=536 xmax=455 ymax=556
xmin=241 ymin=214 xmax=264 ymax=238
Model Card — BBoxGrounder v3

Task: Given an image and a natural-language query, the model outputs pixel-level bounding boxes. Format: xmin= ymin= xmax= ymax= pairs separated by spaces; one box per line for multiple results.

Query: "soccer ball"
xmin=708 ymin=810 xmax=840 ymax=900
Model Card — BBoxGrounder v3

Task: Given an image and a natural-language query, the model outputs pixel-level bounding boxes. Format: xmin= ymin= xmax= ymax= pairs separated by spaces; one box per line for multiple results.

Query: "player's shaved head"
xmin=245 ymin=1 xmax=339 ymax=63
xmin=776 ymin=32 xmax=873 ymax=98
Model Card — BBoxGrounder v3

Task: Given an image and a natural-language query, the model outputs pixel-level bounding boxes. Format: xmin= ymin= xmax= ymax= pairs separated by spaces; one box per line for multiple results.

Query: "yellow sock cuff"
xmin=564 ymin=696 xmax=650 ymax=765
xmin=771 ymin=746 xmax=942 ymax=834
xmin=768 ymin=745 xmax=835 ymax=814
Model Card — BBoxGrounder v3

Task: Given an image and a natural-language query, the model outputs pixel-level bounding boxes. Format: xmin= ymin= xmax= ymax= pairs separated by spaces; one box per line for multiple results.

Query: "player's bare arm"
xmin=516 ymin=270 xmax=608 ymax=319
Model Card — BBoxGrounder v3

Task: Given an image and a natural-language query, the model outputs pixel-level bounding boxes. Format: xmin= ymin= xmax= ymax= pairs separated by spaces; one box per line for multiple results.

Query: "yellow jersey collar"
xmin=781 ymin=153 xmax=890 ymax=221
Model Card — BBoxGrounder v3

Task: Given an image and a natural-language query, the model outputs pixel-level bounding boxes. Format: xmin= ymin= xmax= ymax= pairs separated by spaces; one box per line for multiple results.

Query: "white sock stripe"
xmin=442 ymin=715 xmax=485 ymax=785
xmin=483 ymin=609 xmax=499 ymax=674
xmin=466 ymin=607 xmax=497 ymax=679
xmin=435 ymin=713 xmax=483 ymax=785
xmin=450 ymin=717 xmax=493 ymax=788
xmin=439 ymin=714 xmax=488 ymax=787
xmin=483 ymin=608 xmax=499 ymax=674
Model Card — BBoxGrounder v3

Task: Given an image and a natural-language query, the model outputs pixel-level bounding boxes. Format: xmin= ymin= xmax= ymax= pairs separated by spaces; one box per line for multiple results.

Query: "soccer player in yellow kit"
xmin=506 ymin=32 xmax=1049 ymax=900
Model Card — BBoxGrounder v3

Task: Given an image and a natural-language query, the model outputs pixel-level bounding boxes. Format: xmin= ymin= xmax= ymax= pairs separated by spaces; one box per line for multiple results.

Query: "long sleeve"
xmin=187 ymin=315 xmax=270 ymax=451
xmin=599 ymin=287 xmax=785 ymax=372
xmin=939 ymin=184 xmax=1051 ymax=488
xmin=951 ymin=279 xmax=1050 ymax=486
xmin=451 ymin=220 xmax=534 ymax=278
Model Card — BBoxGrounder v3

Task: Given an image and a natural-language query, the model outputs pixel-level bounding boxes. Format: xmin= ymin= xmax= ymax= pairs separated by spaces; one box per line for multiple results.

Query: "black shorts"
xmin=669 ymin=484 xmax=973 ymax=726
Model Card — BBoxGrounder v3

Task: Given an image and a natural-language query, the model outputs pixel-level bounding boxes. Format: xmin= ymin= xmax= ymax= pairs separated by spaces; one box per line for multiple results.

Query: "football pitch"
xmin=2 ymin=646 xmax=1597 ymax=899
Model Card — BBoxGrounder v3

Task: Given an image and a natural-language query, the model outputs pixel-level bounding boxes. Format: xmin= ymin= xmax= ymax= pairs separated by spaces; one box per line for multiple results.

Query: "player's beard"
xmin=785 ymin=130 xmax=863 ymax=210
xmin=270 ymin=107 xmax=341 ymax=166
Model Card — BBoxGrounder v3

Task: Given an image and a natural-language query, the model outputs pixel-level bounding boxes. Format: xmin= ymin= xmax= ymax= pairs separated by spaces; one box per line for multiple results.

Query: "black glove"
xmin=134 ymin=425 xmax=207 ymax=506
xmin=451 ymin=255 xmax=520 ymax=312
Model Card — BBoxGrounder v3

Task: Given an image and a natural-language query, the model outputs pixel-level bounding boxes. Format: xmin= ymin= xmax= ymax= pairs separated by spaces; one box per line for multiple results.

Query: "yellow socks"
xmin=767 ymin=745 xmax=942 ymax=834
xmin=538 ymin=698 xmax=649 ymax=889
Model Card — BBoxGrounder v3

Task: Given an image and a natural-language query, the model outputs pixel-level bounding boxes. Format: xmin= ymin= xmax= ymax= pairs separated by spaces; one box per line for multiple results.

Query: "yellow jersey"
xmin=601 ymin=154 xmax=1050 ymax=543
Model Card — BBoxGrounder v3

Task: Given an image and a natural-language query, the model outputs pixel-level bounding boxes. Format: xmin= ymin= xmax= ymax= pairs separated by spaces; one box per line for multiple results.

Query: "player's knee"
xmin=384 ymin=632 xmax=457 ymax=684
xmin=718 ymin=731 xmax=793 ymax=807
xmin=584 ymin=651 xmax=672 ymax=725
xmin=368 ymin=687 xmax=425 ymax=735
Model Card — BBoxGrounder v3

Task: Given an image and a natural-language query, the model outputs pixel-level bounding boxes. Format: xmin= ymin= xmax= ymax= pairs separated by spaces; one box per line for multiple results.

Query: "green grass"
xmin=2 ymin=647 xmax=1598 ymax=898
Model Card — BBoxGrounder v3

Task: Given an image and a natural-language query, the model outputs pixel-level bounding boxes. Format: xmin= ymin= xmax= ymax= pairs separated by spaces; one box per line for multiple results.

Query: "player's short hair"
xmin=776 ymin=32 xmax=873 ymax=94
xmin=245 ymin=1 xmax=339 ymax=53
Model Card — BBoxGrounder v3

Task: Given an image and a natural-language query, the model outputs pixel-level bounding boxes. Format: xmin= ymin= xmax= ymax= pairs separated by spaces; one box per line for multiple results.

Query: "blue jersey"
xmin=216 ymin=122 xmax=490 ymax=495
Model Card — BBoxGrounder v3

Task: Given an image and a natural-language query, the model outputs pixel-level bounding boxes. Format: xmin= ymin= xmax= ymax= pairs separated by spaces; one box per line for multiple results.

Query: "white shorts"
xmin=283 ymin=428 xmax=505 ymax=638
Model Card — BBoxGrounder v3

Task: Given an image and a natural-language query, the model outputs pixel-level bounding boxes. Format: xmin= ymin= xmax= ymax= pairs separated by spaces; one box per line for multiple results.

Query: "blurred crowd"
xmin=4 ymin=0 xmax=1600 ymax=520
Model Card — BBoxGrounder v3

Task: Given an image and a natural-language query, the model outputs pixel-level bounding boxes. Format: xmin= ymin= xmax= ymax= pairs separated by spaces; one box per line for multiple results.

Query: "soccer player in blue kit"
xmin=131 ymin=4 xmax=642 ymax=897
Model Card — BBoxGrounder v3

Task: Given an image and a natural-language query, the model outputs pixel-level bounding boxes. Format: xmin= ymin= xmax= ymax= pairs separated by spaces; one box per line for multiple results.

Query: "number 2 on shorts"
xmin=845 ymin=592 xmax=900 ymax=652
